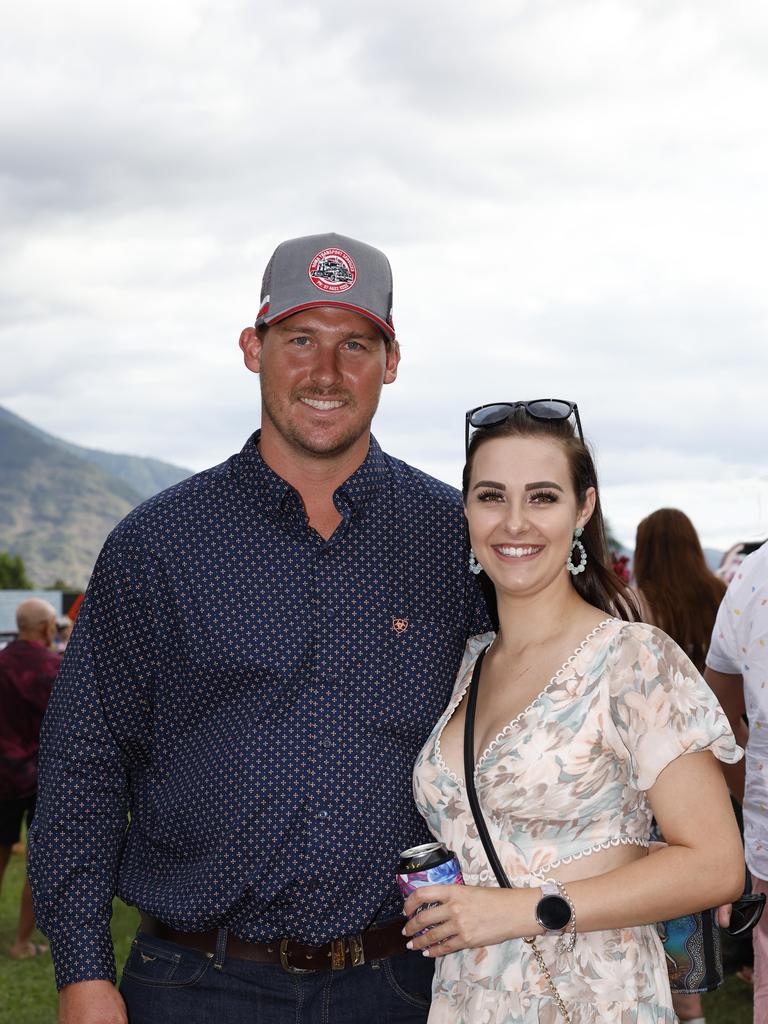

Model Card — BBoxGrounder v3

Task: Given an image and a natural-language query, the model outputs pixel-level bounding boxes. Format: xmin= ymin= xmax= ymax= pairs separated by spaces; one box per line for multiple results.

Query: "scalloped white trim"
xmin=475 ymin=618 xmax=618 ymax=775
xmin=530 ymin=836 xmax=649 ymax=878
xmin=434 ymin=637 xmax=498 ymax=786
xmin=434 ymin=618 xmax=619 ymax=786
xmin=461 ymin=836 xmax=650 ymax=886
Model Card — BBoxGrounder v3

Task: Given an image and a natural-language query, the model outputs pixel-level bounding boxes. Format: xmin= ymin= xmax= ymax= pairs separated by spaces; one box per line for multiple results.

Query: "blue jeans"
xmin=119 ymin=931 xmax=433 ymax=1024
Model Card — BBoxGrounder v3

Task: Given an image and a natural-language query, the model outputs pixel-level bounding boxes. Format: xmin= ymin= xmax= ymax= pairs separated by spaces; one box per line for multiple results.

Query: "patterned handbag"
xmin=657 ymin=909 xmax=723 ymax=993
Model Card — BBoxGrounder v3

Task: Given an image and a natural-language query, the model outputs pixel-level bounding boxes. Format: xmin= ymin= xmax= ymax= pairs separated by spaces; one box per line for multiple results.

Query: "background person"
xmin=633 ymin=507 xmax=727 ymax=671
xmin=29 ymin=233 xmax=488 ymax=1024
xmin=0 ymin=597 xmax=60 ymax=959
xmin=704 ymin=540 xmax=768 ymax=1024
xmin=403 ymin=403 xmax=744 ymax=1023
xmin=633 ymin=507 xmax=730 ymax=1023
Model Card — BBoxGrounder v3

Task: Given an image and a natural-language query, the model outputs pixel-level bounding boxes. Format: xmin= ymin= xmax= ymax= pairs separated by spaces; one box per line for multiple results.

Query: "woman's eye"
xmin=477 ymin=490 xmax=504 ymax=503
xmin=529 ymin=490 xmax=558 ymax=504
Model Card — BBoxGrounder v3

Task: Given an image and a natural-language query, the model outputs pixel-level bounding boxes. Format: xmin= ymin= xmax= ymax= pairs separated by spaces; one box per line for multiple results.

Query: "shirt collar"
xmin=235 ymin=431 xmax=390 ymax=514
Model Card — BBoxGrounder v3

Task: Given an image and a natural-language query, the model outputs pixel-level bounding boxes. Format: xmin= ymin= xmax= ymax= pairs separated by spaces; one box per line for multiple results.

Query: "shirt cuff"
xmin=47 ymin=924 xmax=117 ymax=991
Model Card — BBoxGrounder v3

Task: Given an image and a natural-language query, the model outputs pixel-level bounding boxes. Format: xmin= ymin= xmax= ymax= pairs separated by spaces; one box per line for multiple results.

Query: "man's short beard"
xmin=259 ymin=389 xmax=378 ymax=460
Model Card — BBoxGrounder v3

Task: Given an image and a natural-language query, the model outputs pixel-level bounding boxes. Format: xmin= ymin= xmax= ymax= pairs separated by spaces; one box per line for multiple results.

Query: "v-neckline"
xmin=435 ymin=618 xmax=619 ymax=787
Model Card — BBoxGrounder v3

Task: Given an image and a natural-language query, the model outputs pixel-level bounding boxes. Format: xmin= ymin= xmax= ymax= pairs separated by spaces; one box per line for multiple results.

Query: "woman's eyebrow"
xmin=525 ymin=481 xmax=563 ymax=491
xmin=472 ymin=480 xmax=506 ymax=491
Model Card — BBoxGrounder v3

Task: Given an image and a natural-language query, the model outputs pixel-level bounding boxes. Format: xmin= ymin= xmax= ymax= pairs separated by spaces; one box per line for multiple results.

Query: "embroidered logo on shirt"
xmin=392 ymin=617 xmax=409 ymax=635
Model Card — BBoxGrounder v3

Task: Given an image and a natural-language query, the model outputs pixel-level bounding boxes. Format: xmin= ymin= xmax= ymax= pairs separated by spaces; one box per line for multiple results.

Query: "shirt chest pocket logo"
xmin=392 ymin=616 xmax=409 ymax=635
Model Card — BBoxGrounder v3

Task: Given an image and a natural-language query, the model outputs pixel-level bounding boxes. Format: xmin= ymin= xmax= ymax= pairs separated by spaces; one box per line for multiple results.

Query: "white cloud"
xmin=2 ymin=0 xmax=768 ymax=550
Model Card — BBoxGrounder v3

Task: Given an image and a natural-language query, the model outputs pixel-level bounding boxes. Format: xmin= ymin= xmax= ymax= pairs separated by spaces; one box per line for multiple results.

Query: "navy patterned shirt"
xmin=29 ymin=433 xmax=487 ymax=989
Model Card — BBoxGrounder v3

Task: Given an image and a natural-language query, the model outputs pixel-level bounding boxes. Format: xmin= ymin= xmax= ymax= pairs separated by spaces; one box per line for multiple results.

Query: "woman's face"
xmin=464 ymin=435 xmax=595 ymax=602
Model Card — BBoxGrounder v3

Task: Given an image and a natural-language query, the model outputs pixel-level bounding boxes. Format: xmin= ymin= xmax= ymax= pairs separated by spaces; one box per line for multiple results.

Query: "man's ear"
xmin=239 ymin=327 xmax=263 ymax=374
xmin=383 ymin=340 xmax=401 ymax=385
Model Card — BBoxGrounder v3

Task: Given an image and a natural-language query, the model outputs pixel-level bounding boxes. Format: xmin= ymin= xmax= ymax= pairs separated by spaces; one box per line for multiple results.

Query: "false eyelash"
xmin=528 ymin=490 xmax=559 ymax=503
xmin=477 ymin=489 xmax=505 ymax=502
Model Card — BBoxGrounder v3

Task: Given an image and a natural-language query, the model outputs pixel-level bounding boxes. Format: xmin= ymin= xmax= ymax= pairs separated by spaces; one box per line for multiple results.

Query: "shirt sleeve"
xmin=705 ymin=589 xmax=743 ymax=675
xmin=606 ymin=623 xmax=742 ymax=791
xmin=28 ymin=529 xmax=158 ymax=989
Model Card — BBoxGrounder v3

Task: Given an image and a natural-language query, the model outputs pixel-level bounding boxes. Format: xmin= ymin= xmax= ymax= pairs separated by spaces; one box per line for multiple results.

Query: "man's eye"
xmin=291 ymin=335 xmax=311 ymax=346
xmin=343 ymin=340 xmax=364 ymax=351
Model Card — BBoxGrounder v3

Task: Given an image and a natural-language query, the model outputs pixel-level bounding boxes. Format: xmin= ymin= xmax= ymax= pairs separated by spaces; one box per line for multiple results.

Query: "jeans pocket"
xmin=122 ymin=935 xmax=212 ymax=988
xmin=382 ymin=953 xmax=432 ymax=1009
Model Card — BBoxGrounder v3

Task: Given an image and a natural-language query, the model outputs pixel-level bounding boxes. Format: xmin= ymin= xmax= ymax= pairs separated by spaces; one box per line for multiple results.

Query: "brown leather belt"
xmin=139 ymin=914 xmax=408 ymax=973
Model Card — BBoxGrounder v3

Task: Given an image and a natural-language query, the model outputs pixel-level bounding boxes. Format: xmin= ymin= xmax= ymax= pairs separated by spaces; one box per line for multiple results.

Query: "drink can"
xmin=397 ymin=842 xmax=463 ymax=934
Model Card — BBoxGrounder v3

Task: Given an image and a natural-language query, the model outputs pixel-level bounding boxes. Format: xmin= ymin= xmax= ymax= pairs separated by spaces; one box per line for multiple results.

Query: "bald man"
xmin=0 ymin=598 xmax=60 ymax=958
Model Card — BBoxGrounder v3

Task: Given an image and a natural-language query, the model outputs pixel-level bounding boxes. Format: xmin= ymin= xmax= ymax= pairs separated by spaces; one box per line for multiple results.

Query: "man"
xmin=704 ymin=540 xmax=767 ymax=1024
xmin=0 ymin=597 xmax=60 ymax=959
xmin=29 ymin=233 xmax=487 ymax=1023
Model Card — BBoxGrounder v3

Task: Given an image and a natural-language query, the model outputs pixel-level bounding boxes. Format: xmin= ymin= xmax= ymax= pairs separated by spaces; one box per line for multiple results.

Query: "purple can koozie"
xmin=397 ymin=842 xmax=464 ymax=934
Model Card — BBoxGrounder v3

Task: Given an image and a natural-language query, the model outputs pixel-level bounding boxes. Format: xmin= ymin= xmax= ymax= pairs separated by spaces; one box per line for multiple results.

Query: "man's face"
xmin=240 ymin=307 xmax=399 ymax=459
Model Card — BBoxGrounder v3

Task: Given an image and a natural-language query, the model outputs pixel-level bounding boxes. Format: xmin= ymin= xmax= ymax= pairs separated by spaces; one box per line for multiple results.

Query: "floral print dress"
xmin=412 ymin=619 xmax=741 ymax=1024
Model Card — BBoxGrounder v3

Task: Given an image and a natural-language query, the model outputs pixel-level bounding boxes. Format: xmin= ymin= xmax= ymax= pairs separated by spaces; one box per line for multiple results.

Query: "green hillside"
xmin=0 ymin=408 xmax=193 ymax=588
xmin=0 ymin=406 xmax=190 ymax=498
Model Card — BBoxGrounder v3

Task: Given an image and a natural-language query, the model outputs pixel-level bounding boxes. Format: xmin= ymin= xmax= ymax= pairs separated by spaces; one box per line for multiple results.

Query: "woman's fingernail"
xmin=422 ymin=948 xmax=431 ymax=957
xmin=405 ymin=941 xmax=413 ymax=950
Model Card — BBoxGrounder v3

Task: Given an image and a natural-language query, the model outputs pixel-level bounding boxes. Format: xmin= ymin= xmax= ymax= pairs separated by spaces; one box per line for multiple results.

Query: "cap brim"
xmin=257 ymin=300 xmax=396 ymax=341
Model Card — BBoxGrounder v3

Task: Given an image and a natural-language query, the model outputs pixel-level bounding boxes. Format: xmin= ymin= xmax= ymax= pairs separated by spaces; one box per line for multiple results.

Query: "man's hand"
xmin=59 ymin=980 xmax=127 ymax=1024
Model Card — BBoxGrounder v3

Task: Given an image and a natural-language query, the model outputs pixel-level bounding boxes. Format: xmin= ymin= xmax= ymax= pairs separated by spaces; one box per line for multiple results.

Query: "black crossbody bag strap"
xmin=462 ymin=645 xmax=512 ymax=889
xmin=461 ymin=644 xmax=572 ymax=1024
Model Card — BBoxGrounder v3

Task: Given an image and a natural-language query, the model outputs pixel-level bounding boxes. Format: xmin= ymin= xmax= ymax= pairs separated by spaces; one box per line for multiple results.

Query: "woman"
xmin=634 ymin=508 xmax=726 ymax=672
xmin=403 ymin=402 xmax=744 ymax=1023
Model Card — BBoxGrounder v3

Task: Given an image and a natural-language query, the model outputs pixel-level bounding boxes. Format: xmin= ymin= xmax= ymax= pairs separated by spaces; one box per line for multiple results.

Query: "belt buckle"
xmin=279 ymin=938 xmax=317 ymax=974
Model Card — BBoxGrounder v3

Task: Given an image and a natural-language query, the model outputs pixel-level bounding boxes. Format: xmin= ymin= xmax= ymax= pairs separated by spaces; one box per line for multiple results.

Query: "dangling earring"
xmin=566 ymin=527 xmax=587 ymax=575
xmin=469 ymin=549 xmax=483 ymax=575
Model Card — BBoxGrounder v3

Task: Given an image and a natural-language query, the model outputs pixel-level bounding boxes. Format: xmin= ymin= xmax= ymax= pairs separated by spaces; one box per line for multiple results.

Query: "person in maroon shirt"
xmin=0 ymin=598 xmax=60 ymax=958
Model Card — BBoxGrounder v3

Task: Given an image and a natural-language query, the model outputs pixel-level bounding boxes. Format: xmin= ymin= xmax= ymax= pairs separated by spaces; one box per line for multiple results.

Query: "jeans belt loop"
xmin=213 ymin=927 xmax=227 ymax=970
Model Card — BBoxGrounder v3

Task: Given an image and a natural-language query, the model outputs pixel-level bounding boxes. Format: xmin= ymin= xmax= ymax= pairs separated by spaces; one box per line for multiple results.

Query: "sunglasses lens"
xmin=469 ymin=404 xmax=516 ymax=429
xmin=526 ymin=400 xmax=573 ymax=420
xmin=727 ymin=895 xmax=766 ymax=935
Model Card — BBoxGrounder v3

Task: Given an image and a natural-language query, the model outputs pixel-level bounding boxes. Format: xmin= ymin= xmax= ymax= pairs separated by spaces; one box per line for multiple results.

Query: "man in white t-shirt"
xmin=705 ymin=540 xmax=768 ymax=1023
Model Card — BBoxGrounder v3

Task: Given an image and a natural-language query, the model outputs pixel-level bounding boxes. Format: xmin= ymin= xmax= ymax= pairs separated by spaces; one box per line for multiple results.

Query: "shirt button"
xmin=316 ymin=810 xmax=329 ymax=820
xmin=320 ymin=738 xmax=334 ymax=748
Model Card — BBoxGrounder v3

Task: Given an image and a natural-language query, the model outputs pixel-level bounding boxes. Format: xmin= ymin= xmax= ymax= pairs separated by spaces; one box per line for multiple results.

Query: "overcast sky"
xmin=2 ymin=0 xmax=767 ymax=550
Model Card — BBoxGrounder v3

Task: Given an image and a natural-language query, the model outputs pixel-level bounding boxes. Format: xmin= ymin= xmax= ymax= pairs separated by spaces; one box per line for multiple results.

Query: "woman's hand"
xmin=402 ymin=884 xmax=535 ymax=957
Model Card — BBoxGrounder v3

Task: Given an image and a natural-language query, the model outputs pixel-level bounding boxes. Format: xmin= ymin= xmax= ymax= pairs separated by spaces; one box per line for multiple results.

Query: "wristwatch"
xmin=534 ymin=880 xmax=572 ymax=935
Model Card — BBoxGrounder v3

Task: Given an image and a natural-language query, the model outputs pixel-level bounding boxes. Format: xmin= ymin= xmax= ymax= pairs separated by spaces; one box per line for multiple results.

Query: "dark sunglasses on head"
xmin=725 ymin=892 xmax=766 ymax=937
xmin=465 ymin=400 xmax=583 ymax=456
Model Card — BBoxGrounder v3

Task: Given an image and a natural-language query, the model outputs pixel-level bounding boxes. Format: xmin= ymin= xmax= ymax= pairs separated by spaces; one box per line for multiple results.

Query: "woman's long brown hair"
xmin=633 ymin=508 xmax=726 ymax=670
xmin=462 ymin=409 xmax=639 ymax=629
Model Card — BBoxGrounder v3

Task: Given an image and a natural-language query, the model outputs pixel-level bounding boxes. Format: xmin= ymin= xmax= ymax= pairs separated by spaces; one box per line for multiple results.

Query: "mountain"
xmin=0 ymin=406 xmax=193 ymax=588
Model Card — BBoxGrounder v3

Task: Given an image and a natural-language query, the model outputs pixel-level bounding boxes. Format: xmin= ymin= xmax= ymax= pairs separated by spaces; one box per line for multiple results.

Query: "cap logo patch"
xmin=308 ymin=248 xmax=357 ymax=294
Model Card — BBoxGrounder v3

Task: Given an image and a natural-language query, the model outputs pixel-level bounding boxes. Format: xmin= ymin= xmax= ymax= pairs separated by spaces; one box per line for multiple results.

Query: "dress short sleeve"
xmin=606 ymin=622 xmax=742 ymax=791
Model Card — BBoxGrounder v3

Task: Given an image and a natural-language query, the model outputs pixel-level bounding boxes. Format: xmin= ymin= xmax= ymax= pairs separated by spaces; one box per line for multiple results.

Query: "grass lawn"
xmin=0 ymin=849 xmax=138 ymax=1024
xmin=0 ymin=846 xmax=756 ymax=1023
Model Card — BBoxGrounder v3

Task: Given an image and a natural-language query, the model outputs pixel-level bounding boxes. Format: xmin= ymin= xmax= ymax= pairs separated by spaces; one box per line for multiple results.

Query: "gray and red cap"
xmin=255 ymin=232 xmax=396 ymax=341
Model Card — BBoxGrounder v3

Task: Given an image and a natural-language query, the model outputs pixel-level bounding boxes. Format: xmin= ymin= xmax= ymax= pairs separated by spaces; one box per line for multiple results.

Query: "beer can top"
xmin=400 ymin=842 xmax=444 ymax=860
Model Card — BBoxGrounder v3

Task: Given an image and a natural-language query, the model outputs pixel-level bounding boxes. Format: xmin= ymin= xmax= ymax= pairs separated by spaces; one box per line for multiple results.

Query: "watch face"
xmin=538 ymin=894 xmax=571 ymax=931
